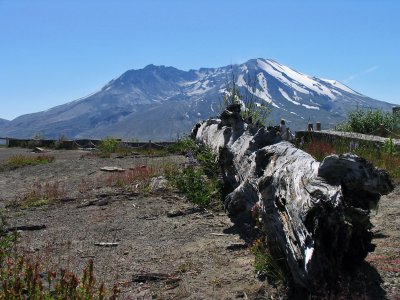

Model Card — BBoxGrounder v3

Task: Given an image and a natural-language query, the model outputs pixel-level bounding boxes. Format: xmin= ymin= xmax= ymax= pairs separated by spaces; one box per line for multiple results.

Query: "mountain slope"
xmin=0 ymin=59 xmax=394 ymax=140
xmin=0 ymin=118 xmax=9 ymax=127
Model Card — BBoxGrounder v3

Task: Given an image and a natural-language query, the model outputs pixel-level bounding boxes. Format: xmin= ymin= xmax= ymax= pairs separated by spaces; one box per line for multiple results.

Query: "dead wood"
xmin=6 ymin=224 xmax=46 ymax=232
xmin=193 ymin=106 xmax=394 ymax=292
xmin=94 ymin=242 xmax=119 ymax=247
xmin=132 ymin=272 xmax=180 ymax=283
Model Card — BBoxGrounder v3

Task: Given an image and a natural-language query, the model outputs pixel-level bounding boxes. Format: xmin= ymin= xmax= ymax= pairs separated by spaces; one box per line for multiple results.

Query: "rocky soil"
xmin=0 ymin=147 xmax=399 ymax=299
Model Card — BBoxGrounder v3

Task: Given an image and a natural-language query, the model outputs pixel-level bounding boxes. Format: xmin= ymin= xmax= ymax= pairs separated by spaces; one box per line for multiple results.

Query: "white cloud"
xmin=343 ymin=65 xmax=379 ymax=83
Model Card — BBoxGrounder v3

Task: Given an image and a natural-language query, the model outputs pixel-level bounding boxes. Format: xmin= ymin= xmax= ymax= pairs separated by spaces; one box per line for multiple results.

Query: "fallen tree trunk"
xmin=192 ymin=104 xmax=394 ymax=291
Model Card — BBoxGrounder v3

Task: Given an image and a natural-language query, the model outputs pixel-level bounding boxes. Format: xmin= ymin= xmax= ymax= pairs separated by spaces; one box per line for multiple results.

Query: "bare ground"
xmin=0 ymin=147 xmax=399 ymax=299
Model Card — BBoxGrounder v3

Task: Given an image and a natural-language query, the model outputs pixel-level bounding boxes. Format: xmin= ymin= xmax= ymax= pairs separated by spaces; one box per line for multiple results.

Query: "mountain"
xmin=0 ymin=118 xmax=9 ymax=126
xmin=0 ymin=59 xmax=394 ymax=140
xmin=0 ymin=118 xmax=10 ymax=133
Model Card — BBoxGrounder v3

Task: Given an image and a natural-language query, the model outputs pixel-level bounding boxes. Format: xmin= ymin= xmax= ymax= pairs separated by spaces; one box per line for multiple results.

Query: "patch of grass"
xmin=96 ymin=138 xmax=174 ymax=157
xmin=305 ymin=141 xmax=337 ymax=162
xmin=0 ymin=231 xmax=119 ymax=299
xmin=17 ymin=181 xmax=66 ymax=208
xmin=104 ymin=165 xmax=163 ymax=194
xmin=132 ymin=147 xmax=169 ymax=157
xmin=0 ymin=154 xmax=55 ymax=171
xmin=249 ymin=204 xmax=289 ymax=286
xmin=166 ymin=137 xmax=196 ymax=155
xmin=301 ymin=139 xmax=400 ymax=182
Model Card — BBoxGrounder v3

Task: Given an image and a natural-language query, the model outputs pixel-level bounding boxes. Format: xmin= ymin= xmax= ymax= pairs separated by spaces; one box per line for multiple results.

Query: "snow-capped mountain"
xmin=0 ymin=59 xmax=394 ymax=140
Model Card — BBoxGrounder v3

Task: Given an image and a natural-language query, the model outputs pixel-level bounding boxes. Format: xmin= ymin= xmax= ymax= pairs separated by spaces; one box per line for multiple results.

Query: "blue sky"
xmin=1 ymin=0 xmax=399 ymax=120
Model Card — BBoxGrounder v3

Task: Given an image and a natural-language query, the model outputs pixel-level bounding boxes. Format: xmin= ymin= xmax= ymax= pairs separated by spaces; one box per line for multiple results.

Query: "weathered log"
xmin=193 ymin=107 xmax=394 ymax=291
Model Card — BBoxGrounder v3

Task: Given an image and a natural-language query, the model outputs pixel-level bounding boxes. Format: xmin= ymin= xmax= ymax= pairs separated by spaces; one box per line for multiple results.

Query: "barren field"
xmin=0 ymin=147 xmax=399 ymax=299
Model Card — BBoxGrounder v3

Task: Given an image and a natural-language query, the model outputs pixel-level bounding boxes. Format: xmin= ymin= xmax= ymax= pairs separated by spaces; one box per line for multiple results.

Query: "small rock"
xmin=32 ymin=147 xmax=49 ymax=153
xmin=150 ymin=176 xmax=169 ymax=192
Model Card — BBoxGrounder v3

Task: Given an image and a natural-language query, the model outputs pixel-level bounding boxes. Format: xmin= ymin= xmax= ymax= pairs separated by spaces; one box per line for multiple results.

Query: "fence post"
xmin=379 ymin=124 xmax=385 ymax=137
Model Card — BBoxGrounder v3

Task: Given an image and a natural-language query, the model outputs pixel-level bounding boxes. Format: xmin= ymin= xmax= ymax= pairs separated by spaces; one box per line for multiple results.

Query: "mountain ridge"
xmin=0 ymin=58 xmax=394 ymax=140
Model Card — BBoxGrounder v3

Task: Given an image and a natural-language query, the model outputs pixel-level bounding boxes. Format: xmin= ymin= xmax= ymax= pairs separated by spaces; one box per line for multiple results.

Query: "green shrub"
xmin=195 ymin=145 xmax=219 ymax=177
xmin=98 ymin=137 xmax=119 ymax=154
xmin=164 ymin=137 xmax=223 ymax=208
xmin=383 ymin=138 xmax=397 ymax=155
xmin=336 ymin=108 xmax=398 ymax=135
xmin=166 ymin=166 xmax=217 ymax=206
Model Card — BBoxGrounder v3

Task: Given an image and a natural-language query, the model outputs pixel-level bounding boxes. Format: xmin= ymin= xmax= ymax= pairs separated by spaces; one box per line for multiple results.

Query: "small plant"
xmin=165 ymin=164 xmax=222 ymax=208
xmin=18 ymin=181 xmax=66 ymax=208
xmin=178 ymin=261 xmax=193 ymax=274
xmin=383 ymin=138 xmax=397 ymax=155
xmin=210 ymin=277 xmax=222 ymax=288
xmin=195 ymin=145 xmax=219 ymax=177
xmin=250 ymin=238 xmax=287 ymax=285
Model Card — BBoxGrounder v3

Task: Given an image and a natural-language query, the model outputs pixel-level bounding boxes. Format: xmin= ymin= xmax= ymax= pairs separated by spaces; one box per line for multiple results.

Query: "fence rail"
xmin=295 ymin=130 xmax=400 ymax=152
xmin=0 ymin=137 xmax=176 ymax=149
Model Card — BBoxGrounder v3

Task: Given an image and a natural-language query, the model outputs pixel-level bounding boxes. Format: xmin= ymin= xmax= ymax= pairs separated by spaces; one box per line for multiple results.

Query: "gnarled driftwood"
xmin=192 ymin=104 xmax=393 ymax=291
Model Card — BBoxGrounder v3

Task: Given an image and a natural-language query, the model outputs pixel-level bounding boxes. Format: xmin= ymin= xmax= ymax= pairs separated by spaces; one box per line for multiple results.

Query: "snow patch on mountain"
xmin=266 ymin=59 xmax=337 ymax=99
xmin=302 ymin=104 xmax=319 ymax=110
xmin=279 ymin=88 xmax=300 ymax=105
xmin=257 ymin=59 xmax=310 ymax=94
xmin=320 ymin=78 xmax=361 ymax=96
xmin=237 ymin=73 xmax=274 ymax=104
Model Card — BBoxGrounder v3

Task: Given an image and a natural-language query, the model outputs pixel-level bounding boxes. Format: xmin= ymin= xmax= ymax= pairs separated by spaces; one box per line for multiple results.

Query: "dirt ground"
xmin=0 ymin=147 xmax=399 ymax=299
